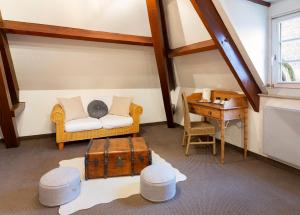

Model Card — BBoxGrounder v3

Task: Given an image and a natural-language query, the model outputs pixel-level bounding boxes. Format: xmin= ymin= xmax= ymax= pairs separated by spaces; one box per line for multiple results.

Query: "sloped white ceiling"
xmin=0 ymin=0 xmax=151 ymax=36
xmin=0 ymin=0 xmax=159 ymax=90
xmin=9 ymin=35 xmax=159 ymax=90
xmin=174 ymin=51 xmax=241 ymax=91
xmin=163 ymin=0 xmax=211 ymax=48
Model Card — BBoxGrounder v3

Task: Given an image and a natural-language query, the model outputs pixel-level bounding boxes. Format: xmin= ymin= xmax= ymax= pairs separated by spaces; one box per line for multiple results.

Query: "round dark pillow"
xmin=87 ymin=100 xmax=108 ymax=119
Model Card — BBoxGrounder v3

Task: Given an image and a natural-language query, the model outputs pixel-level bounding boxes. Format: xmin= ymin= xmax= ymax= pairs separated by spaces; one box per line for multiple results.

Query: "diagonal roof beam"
xmin=0 ymin=55 xmax=20 ymax=148
xmin=146 ymin=0 xmax=175 ymax=127
xmin=190 ymin=0 xmax=262 ymax=111
xmin=158 ymin=0 xmax=176 ymax=91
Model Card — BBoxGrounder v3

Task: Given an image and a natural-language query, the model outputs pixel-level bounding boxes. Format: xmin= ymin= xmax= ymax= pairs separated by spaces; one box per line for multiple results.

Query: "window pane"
xmin=281 ymin=16 xmax=300 ymax=41
xmin=281 ymin=40 xmax=300 ymax=61
xmin=280 ymin=62 xmax=300 ymax=82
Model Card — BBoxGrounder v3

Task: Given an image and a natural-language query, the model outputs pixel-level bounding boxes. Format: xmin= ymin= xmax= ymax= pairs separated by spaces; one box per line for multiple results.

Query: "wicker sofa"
xmin=51 ymin=103 xmax=143 ymax=150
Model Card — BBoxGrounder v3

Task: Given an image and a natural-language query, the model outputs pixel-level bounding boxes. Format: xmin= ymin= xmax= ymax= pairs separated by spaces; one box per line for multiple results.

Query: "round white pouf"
xmin=39 ymin=167 xmax=81 ymax=207
xmin=140 ymin=164 xmax=176 ymax=202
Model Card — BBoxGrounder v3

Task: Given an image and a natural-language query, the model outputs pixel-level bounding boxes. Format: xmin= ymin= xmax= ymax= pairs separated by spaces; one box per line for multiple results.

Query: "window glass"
xmin=281 ymin=40 xmax=300 ymax=62
xmin=274 ymin=13 xmax=300 ymax=83
xmin=281 ymin=16 xmax=300 ymax=41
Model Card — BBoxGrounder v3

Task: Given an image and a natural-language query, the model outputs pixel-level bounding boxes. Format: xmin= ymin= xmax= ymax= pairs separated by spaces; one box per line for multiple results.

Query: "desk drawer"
xmin=193 ymin=106 xmax=221 ymax=119
xmin=224 ymin=109 xmax=244 ymax=120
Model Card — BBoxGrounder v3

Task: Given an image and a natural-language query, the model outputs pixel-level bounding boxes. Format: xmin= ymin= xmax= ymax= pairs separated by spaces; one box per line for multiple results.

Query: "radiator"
xmin=263 ymin=106 xmax=300 ymax=169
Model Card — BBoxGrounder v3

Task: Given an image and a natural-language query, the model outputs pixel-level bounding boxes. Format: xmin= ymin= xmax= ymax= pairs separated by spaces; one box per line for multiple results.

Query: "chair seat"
xmin=181 ymin=92 xmax=216 ymax=156
xmin=190 ymin=121 xmax=215 ymax=135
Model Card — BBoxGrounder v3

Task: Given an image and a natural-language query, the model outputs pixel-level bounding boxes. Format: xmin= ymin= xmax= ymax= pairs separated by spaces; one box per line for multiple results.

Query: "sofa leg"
xmin=132 ymin=133 xmax=139 ymax=137
xmin=57 ymin=142 xmax=64 ymax=151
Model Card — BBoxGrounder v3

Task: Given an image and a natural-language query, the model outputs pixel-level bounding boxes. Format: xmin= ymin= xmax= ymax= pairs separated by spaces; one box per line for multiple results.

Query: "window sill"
xmin=272 ymin=83 xmax=300 ymax=89
xmin=259 ymin=93 xmax=300 ymax=101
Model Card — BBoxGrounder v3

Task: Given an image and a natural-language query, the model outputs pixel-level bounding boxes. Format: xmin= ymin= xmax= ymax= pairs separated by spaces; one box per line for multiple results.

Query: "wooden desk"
xmin=187 ymin=91 xmax=248 ymax=164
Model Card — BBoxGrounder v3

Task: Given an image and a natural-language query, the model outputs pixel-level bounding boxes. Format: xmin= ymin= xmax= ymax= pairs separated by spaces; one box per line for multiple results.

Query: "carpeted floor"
xmin=1 ymin=124 xmax=300 ymax=215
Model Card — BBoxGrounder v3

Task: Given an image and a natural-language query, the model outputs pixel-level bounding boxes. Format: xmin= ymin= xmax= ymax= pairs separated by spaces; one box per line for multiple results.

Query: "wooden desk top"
xmin=187 ymin=90 xmax=248 ymax=110
xmin=188 ymin=101 xmax=247 ymax=110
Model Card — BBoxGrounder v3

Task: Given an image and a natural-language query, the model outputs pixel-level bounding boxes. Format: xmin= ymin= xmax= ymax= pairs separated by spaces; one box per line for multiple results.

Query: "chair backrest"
xmin=182 ymin=91 xmax=191 ymax=130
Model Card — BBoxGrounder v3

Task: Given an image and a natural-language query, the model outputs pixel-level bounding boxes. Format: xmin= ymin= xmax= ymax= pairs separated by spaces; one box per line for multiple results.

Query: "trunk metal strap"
xmin=143 ymin=139 xmax=152 ymax=165
xmin=84 ymin=139 xmax=94 ymax=180
xmin=104 ymin=138 xmax=109 ymax=178
xmin=129 ymin=137 xmax=135 ymax=176
xmin=148 ymin=150 xmax=152 ymax=165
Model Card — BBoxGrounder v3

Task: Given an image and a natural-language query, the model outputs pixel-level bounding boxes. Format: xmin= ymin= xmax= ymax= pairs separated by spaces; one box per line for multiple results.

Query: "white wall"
xmin=17 ymin=89 xmax=166 ymax=137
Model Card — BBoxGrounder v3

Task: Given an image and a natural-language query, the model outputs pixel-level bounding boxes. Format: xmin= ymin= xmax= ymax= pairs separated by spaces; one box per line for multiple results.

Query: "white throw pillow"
xmin=58 ymin=96 xmax=88 ymax=122
xmin=109 ymin=96 xmax=132 ymax=117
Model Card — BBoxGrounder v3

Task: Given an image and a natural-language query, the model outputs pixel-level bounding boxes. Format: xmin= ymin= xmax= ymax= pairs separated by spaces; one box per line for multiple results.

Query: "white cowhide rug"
xmin=58 ymin=151 xmax=187 ymax=215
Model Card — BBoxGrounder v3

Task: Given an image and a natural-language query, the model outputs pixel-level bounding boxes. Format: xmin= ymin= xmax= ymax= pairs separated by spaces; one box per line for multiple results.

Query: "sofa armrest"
xmin=51 ymin=104 xmax=65 ymax=123
xmin=51 ymin=104 xmax=65 ymax=143
xmin=129 ymin=103 xmax=143 ymax=125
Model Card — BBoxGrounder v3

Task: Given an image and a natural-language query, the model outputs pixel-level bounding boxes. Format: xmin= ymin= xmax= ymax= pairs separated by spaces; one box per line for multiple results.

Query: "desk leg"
xmin=220 ymin=121 xmax=225 ymax=164
xmin=243 ymin=109 xmax=248 ymax=159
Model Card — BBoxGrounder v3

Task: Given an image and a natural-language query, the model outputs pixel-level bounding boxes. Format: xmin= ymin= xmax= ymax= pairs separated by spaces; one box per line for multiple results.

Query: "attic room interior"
xmin=1 ymin=0 xmax=300 ymax=214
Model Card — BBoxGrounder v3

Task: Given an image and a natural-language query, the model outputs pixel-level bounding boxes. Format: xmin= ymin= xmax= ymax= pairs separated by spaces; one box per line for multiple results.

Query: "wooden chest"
xmin=85 ymin=137 xmax=151 ymax=180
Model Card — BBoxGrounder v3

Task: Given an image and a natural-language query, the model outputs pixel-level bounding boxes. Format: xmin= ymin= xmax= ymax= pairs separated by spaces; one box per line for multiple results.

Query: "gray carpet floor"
xmin=1 ymin=124 xmax=300 ymax=215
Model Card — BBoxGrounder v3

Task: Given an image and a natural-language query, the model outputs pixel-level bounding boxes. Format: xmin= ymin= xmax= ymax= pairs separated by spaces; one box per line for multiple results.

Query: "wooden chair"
xmin=182 ymin=92 xmax=216 ymax=156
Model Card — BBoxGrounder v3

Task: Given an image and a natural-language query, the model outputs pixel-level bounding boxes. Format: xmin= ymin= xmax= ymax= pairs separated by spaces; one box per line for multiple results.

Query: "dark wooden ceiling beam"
xmin=0 ymin=32 xmax=19 ymax=104
xmin=169 ymin=39 xmax=217 ymax=57
xmin=246 ymin=0 xmax=271 ymax=7
xmin=0 ymin=55 xmax=20 ymax=148
xmin=0 ymin=13 xmax=24 ymax=148
xmin=0 ymin=20 xmax=153 ymax=46
xmin=190 ymin=0 xmax=262 ymax=111
xmin=0 ymin=14 xmax=19 ymax=105
xmin=146 ymin=0 xmax=174 ymax=127
xmin=159 ymin=0 xmax=176 ymax=91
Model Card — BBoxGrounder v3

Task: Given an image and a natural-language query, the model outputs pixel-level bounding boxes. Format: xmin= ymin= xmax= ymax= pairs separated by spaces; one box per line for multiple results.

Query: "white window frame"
xmin=271 ymin=11 xmax=300 ymax=88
